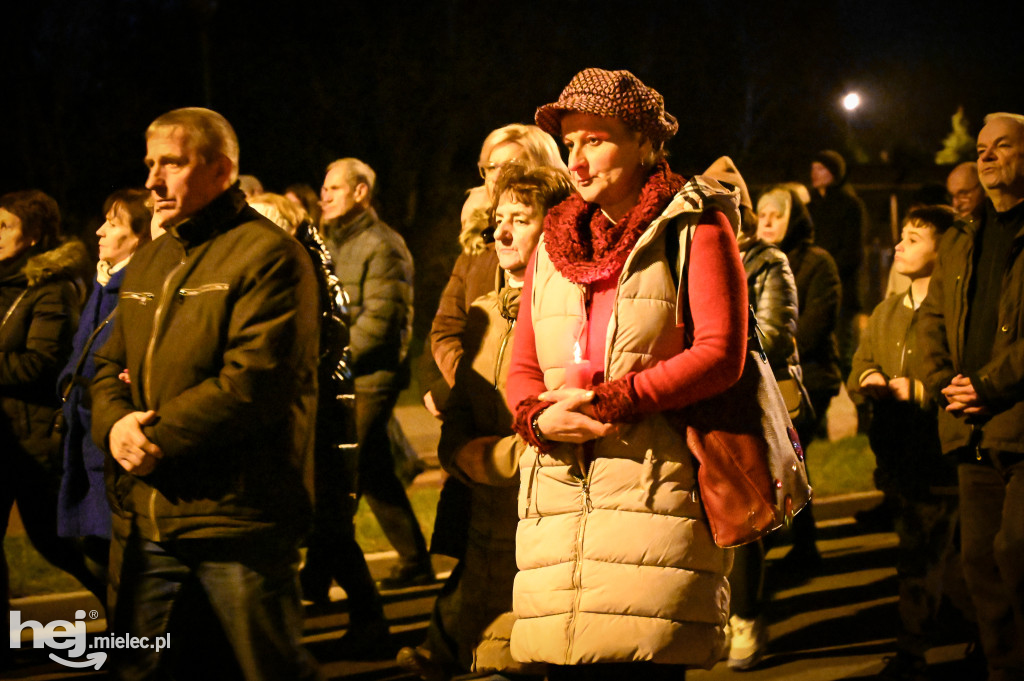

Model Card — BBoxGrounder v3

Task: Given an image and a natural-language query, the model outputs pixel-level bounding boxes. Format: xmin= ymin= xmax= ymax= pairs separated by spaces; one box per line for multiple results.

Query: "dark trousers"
xmin=356 ymin=388 xmax=429 ymax=570
xmin=2 ymin=451 xmax=106 ymax=613
xmin=893 ymin=490 xmax=960 ymax=657
xmin=111 ymin=533 xmax=320 ymax=681
xmin=787 ymin=388 xmax=836 ymax=553
xmin=959 ymin=454 xmax=1024 ymax=678
xmin=730 ymin=540 xmax=766 ymax=619
xmin=301 ymin=488 xmax=384 ymax=623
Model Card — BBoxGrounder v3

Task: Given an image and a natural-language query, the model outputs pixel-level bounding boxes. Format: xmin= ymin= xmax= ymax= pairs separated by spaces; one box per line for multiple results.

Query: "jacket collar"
xmin=98 ymin=264 xmax=129 ymax=291
xmin=0 ymin=241 xmax=90 ymax=289
xmin=324 ymin=208 xmax=378 ymax=246
xmin=170 ymin=184 xmax=250 ymax=249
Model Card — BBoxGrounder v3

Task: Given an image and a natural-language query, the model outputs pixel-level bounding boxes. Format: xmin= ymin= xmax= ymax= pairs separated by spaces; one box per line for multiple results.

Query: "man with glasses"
xmin=947 ymin=161 xmax=985 ymax=221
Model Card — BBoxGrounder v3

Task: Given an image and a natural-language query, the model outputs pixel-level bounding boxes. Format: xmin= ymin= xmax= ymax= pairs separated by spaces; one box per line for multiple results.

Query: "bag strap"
xmin=668 ymin=213 xmax=767 ymax=362
xmin=669 ymin=216 xmax=696 ymax=344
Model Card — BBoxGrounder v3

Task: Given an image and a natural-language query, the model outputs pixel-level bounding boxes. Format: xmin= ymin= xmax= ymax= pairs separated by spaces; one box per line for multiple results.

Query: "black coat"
xmin=779 ymin=207 xmax=842 ymax=395
xmin=808 ymin=183 xmax=868 ymax=313
xmin=0 ymin=241 xmax=89 ymax=472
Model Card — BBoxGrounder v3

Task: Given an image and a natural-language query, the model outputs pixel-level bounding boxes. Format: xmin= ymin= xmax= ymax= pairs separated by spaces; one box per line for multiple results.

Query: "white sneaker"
xmin=727 ymin=614 xmax=767 ymax=671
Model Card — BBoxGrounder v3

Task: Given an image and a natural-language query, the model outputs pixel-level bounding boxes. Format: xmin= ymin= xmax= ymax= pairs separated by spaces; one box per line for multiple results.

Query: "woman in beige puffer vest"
xmin=506 ymin=69 xmax=749 ymax=680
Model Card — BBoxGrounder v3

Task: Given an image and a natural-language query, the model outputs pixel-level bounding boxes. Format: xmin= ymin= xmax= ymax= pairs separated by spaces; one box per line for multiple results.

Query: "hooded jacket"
xmin=90 ymin=187 xmax=319 ymax=543
xmin=778 ymin=204 xmax=842 ymax=395
xmin=0 ymin=240 xmax=89 ymax=472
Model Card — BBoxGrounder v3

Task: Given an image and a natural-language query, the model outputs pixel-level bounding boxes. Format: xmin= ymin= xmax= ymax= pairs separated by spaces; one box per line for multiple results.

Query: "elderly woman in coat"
xmin=400 ymin=165 xmax=571 ymax=681
xmin=505 ymin=69 xmax=748 ymax=679
xmin=756 ymin=185 xmax=842 ymax=571
xmin=424 ymin=125 xmax=567 ymax=566
xmin=426 ymin=123 xmax=566 ymax=416
xmin=0 ymin=190 xmax=98 ymax=616
xmin=56 ymin=188 xmax=152 ymax=602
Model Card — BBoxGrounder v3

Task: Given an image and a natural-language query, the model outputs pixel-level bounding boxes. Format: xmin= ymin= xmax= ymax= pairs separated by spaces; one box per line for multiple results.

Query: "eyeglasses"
xmin=477 ymin=161 xmax=520 ymax=179
xmin=952 ymin=186 xmax=980 ymax=199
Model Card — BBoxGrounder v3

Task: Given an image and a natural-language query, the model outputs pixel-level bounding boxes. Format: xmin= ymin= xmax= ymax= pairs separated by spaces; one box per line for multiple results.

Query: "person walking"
xmin=506 ymin=68 xmax=747 ymax=680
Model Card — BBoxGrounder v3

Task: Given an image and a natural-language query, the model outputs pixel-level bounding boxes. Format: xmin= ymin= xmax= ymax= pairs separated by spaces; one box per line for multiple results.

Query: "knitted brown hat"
xmin=535 ymin=68 xmax=678 ymax=145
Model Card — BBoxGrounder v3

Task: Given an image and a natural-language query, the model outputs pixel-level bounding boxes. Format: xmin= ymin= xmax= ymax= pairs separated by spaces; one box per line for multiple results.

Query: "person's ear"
xmin=213 ymin=155 xmax=234 ymax=188
xmin=636 ymin=134 xmax=656 ymax=166
xmin=353 ymin=182 xmax=370 ymax=205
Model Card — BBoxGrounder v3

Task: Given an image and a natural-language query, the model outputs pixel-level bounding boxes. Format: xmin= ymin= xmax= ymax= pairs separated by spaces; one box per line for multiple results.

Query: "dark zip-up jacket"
xmin=1 ymin=241 xmax=89 ymax=472
xmin=918 ymin=201 xmax=1024 ymax=455
xmin=779 ymin=209 xmax=842 ymax=396
xmin=90 ymin=187 xmax=319 ymax=542
xmin=323 ymin=209 xmax=413 ymax=392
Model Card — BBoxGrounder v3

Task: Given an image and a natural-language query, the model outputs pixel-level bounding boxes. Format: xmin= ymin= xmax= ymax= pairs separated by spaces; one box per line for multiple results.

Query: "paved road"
xmin=6 ymin=494 xmax=980 ymax=681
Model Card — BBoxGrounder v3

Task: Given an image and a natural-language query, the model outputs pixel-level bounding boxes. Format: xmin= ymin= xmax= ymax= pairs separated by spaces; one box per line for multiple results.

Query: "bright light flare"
xmin=842 ymin=92 xmax=861 ymax=112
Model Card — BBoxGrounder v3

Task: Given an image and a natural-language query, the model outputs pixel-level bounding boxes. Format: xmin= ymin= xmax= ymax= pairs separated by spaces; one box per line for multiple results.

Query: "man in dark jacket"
xmin=808 ymin=150 xmax=869 ymax=377
xmin=91 ymin=107 xmax=320 ymax=680
xmin=918 ymin=112 xmax=1024 ymax=679
xmin=320 ymin=159 xmax=433 ymax=596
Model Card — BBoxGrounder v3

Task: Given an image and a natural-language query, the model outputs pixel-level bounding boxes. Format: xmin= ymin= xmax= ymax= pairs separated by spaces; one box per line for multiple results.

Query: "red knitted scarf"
xmin=542 ymin=160 xmax=686 ymax=284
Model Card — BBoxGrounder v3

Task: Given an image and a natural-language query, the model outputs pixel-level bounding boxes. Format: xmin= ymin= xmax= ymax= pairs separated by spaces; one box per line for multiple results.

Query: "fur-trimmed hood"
xmin=22 ymin=240 xmax=92 ymax=288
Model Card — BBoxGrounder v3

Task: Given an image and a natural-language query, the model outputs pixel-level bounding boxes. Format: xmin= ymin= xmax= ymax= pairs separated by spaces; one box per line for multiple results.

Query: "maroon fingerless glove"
xmin=589 ymin=374 xmax=642 ymax=423
xmin=513 ymin=396 xmax=557 ymax=453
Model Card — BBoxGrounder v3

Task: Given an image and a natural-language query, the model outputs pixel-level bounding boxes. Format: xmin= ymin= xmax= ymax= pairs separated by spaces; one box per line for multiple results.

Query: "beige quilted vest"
xmin=511 ymin=179 xmax=739 ymax=668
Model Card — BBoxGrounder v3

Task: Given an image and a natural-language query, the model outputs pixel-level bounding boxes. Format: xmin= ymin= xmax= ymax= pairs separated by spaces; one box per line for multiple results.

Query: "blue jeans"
xmin=112 ymin=533 xmax=320 ymax=681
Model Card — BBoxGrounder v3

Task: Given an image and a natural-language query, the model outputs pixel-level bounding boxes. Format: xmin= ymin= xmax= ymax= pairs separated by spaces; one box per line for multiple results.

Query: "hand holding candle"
xmin=564 ymin=341 xmax=593 ymax=389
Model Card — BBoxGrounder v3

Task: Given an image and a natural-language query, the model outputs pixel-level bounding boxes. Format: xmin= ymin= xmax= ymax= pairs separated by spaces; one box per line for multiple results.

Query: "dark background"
xmin=3 ymin=0 xmax=1023 ymax=337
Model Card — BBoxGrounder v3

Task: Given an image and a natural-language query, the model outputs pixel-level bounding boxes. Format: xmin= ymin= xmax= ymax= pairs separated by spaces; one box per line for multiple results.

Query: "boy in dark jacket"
xmin=849 ymin=205 xmax=969 ymax=680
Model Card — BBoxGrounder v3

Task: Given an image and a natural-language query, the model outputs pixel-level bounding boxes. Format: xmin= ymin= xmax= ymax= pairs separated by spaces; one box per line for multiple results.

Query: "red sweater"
xmin=507 ymin=212 xmax=747 ymax=443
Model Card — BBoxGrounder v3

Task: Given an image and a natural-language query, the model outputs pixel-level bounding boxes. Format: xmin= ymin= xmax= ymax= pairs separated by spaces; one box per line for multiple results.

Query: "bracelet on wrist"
xmin=531 ymin=408 xmax=549 ymax=444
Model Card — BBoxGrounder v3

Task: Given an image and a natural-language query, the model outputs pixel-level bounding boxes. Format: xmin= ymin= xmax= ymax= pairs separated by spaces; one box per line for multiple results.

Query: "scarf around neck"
xmin=542 ymin=160 xmax=686 ymax=284
xmin=97 ymin=255 xmax=131 ymax=287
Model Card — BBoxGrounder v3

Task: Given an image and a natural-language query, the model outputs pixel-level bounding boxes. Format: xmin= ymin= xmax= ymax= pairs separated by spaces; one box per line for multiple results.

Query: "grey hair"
xmin=326 ymin=158 xmax=377 ymax=199
xmin=983 ymin=112 xmax=1024 ymax=134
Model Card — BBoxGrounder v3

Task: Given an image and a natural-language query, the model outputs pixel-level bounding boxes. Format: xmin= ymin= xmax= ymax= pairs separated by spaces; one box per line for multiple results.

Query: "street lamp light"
xmin=842 ymin=91 xmax=861 ymax=112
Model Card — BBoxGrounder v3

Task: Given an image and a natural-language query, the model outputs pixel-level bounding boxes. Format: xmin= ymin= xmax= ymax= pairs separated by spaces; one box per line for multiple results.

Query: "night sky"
xmin=4 ymin=0 xmax=1022 ymax=334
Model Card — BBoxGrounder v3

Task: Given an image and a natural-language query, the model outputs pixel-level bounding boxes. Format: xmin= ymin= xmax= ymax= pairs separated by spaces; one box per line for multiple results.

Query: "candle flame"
xmin=573 ymin=341 xmax=582 ymax=364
